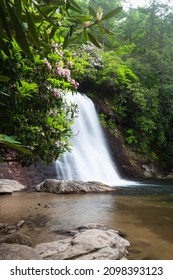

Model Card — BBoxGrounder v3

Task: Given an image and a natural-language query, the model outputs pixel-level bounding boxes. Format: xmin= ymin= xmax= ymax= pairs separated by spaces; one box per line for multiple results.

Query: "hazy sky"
xmin=122 ymin=0 xmax=172 ymax=10
xmin=122 ymin=0 xmax=150 ymax=10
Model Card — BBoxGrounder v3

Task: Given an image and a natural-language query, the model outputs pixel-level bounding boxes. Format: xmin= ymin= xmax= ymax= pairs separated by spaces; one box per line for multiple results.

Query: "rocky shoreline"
xmin=0 ymin=179 xmax=129 ymax=260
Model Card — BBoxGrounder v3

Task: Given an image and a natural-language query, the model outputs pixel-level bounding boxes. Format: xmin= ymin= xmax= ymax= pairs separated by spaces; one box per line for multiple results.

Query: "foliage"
xmin=0 ymin=41 xmax=79 ymax=164
xmin=0 ymin=0 xmax=122 ymax=164
xmin=126 ymin=129 xmax=137 ymax=145
xmin=78 ymin=0 xmax=173 ymax=170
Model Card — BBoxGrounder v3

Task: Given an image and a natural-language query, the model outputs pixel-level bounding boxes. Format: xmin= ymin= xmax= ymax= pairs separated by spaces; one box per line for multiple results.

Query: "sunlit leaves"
xmin=16 ymin=81 xmax=38 ymax=98
xmin=67 ymin=0 xmax=82 ymax=13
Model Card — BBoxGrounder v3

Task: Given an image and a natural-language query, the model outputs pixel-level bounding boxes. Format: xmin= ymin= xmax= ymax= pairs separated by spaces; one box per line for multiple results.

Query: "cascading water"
xmin=56 ymin=93 xmax=133 ymax=186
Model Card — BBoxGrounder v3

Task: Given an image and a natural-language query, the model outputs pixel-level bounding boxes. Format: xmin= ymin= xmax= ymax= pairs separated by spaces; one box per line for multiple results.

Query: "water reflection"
xmin=0 ymin=183 xmax=173 ymax=259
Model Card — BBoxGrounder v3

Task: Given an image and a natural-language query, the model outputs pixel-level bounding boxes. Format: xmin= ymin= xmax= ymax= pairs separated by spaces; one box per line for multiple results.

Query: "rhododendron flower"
xmin=44 ymin=58 xmax=52 ymax=71
xmin=64 ymin=68 xmax=71 ymax=77
xmin=52 ymin=88 xmax=61 ymax=98
xmin=67 ymin=61 xmax=73 ymax=68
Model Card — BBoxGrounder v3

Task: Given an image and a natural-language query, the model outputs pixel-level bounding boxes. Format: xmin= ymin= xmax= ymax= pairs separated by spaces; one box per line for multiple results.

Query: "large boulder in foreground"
xmin=36 ymin=179 xmax=118 ymax=194
xmin=0 ymin=179 xmax=26 ymax=195
xmin=0 ymin=243 xmax=42 ymax=260
xmin=35 ymin=223 xmax=130 ymax=260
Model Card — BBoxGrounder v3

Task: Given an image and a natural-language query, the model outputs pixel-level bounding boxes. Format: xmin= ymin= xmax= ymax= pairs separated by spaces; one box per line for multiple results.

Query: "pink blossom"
xmin=44 ymin=58 xmax=52 ymax=71
xmin=55 ymin=65 xmax=64 ymax=76
xmin=70 ymin=79 xmax=76 ymax=86
xmin=69 ymin=78 xmax=79 ymax=89
xmin=64 ymin=68 xmax=71 ymax=77
xmin=67 ymin=61 xmax=73 ymax=68
xmin=52 ymin=88 xmax=61 ymax=98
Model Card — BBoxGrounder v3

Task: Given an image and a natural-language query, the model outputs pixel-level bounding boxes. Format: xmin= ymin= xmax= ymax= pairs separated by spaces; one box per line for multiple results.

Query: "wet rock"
xmin=0 ymin=179 xmax=26 ymax=195
xmin=0 ymin=243 xmax=42 ymax=260
xmin=35 ymin=223 xmax=130 ymax=260
xmin=36 ymin=179 xmax=118 ymax=194
xmin=142 ymin=164 xmax=158 ymax=178
xmin=3 ymin=226 xmax=16 ymax=234
xmin=0 ymin=223 xmax=8 ymax=231
xmin=1 ymin=220 xmax=25 ymax=234
xmin=55 ymin=223 xmax=126 ymax=238
xmin=15 ymin=220 xmax=25 ymax=230
xmin=0 ymin=233 xmax=32 ymax=247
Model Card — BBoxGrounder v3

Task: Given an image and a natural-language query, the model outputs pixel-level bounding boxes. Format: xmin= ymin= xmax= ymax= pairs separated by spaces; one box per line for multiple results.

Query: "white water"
xmin=56 ymin=93 xmax=135 ymax=186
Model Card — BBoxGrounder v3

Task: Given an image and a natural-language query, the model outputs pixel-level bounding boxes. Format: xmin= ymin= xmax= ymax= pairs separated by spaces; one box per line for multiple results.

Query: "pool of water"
xmin=0 ymin=181 xmax=173 ymax=259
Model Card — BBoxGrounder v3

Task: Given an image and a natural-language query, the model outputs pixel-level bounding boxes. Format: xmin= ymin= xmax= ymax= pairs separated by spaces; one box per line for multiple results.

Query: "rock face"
xmin=0 ymin=243 xmax=42 ymax=260
xmin=0 ymin=179 xmax=26 ymax=194
xmin=36 ymin=179 xmax=118 ymax=194
xmin=35 ymin=223 xmax=130 ymax=260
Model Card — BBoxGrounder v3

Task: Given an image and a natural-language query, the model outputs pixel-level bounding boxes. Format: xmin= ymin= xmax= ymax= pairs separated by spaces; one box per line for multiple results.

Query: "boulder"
xmin=35 ymin=223 xmax=130 ymax=260
xmin=0 ymin=223 xmax=8 ymax=231
xmin=0 ymin=233 xmax=32 ymax=247
xmin=1 ymin=220 xmax=25 ymax=234
xmin=0 ymin=243 xmax=42 ymax=260
xmin=0 ymin=179 xmax=26 ymax=195
xmin=36 ymin=179 xmax=118 ymax=194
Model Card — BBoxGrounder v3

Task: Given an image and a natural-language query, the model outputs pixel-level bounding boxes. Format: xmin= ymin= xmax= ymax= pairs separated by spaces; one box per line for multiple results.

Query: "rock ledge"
xmin=36 ymin=179 xmax=118 ymax=194
xmin=0 ymin=179 xmax=26 ymax=195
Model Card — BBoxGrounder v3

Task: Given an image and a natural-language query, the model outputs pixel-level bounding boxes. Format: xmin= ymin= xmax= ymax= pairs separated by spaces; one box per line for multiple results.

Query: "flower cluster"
xmin=44 ymin=58 xmax=52 ymax=72
xmin=52 ymin=88 xmax=61 ymax=98
xmin=44 ymin=58 xmax=79 ymax=91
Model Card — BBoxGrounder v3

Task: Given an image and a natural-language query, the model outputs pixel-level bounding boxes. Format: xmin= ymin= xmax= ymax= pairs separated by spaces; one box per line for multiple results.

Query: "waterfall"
xmin=56 ymin=93 xmax=133 ymax=186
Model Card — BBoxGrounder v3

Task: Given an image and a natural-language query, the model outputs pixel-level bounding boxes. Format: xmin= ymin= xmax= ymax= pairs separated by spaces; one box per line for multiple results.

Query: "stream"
xmin=0 ymin=180 xmax=173 ymax=260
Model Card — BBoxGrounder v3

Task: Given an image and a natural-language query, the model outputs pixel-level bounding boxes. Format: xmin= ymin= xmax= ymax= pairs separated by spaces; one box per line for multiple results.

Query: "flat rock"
xmin=36 ymin=179 xmax=118 ymax=194
xmin=0 ymin=179 xmax=26 ymax=194
xmin=35 ymin=223 xmax=130 ymax=260
xmin=0 ymin=243 xmax=42 ymax=260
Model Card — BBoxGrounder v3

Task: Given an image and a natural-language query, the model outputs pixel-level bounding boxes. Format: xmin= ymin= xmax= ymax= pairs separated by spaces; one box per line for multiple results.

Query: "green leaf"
xmin=49 ymin=0 xmax=66 ymax=5
xmin=0 ymin=90 xmax=9 ymax=96
xmin=5 ymin=1 xmax=32 ymax=57
xmin=49 ymin=26 xmax=57 ymax=40
xmin=0 ymin=75 xmax=10 ymax=82
xmin=14 ymin=0 xmax=22 ymax=19
xmin=68 ymin=0 xmax=82 ymax=13
xmin=26 ymin=9 xmax=40 ymax=47
xmin=102 ymin=7 xmax=122 ymax=21
xmin=40 ymin=6 xmax=57 ymax=15
xmin=97 ymin=24 xmax=114 ymax=35
xmin=0 ymin=38 xmax=10 ymax=56
xmin=63 ymin=35 xmax=79 ymax=48
xmin=0 ymin=1 xmax=12 ymax=39
xmin=89 ymin=6 xmax=97 ymax=18
xmin=0 ymin=134 xmax=32 ymax=154
xmin=33 ymin=3 xmax=57 ymax=27
xmin=87 ymin=32 xmax=101 ymax=48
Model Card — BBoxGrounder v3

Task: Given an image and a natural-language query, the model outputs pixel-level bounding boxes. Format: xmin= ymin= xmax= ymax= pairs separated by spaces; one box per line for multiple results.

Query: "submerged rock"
xmin=35 ymin=179 xmax=118 ymax=194
xmin=0 ymin=179 xmax=26 ymax=195
xmin=35 ymin=223 xmax=130 ymax=260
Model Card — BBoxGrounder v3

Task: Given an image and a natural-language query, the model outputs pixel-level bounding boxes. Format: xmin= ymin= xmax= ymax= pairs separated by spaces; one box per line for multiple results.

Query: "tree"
xmin=0 ymin=0 xmax=122 ymax=164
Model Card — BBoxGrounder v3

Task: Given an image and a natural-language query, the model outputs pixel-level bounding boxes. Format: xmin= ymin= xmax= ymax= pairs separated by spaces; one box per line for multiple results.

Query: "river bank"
xmin=0 ymin=179 xmax=173 ymax=259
